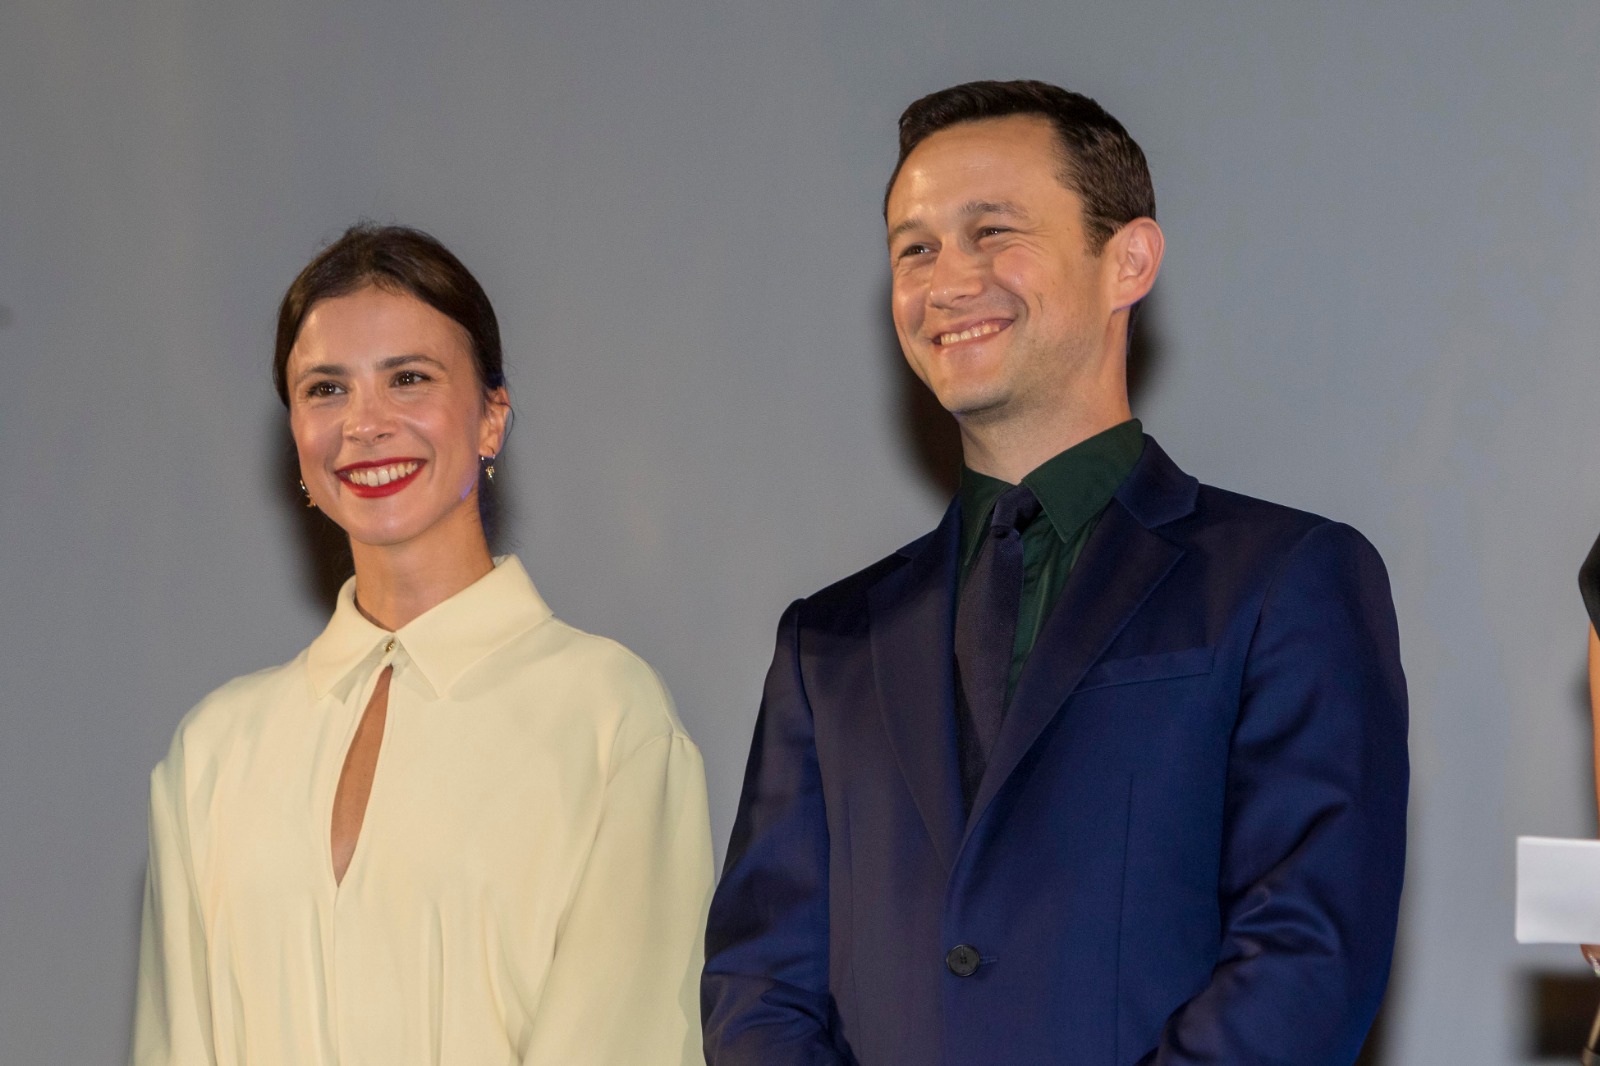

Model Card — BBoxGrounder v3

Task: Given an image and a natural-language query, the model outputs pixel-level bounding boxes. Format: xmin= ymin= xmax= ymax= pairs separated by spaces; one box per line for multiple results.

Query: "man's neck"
xmin=958 ymin=401 xmax=1134 ymax=484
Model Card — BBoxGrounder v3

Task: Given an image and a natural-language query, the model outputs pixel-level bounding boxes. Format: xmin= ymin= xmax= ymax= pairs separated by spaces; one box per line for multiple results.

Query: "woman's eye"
xmin=304 ymin=380 xmax=342 ymax=398
xmin=394 ymin=370 xmax=429 ymax=386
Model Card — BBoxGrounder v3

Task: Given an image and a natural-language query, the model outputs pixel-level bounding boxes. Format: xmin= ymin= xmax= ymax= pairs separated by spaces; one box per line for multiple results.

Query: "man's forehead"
xmin=903 ymin=116 xmax=1059 ymax=175
xmin=889 ymin=117 xmax=1068 ymax=203
xmin=916 ymin=113 xmax=1056 ymax=153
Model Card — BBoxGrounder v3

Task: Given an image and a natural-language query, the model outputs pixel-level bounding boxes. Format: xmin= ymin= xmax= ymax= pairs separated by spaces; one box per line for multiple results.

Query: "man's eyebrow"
xmin=887 ymin=217 xmax=924 ymax=244
xmin=887 ymin=200 xmax=1028 ymax=244
xmin=964 ymin=199 xmax=1025 ymax=219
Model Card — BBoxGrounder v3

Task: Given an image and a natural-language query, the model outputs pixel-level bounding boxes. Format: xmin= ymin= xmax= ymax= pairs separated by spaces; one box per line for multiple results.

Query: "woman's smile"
xmin=337 ymin=458 xmax=426 ymax=497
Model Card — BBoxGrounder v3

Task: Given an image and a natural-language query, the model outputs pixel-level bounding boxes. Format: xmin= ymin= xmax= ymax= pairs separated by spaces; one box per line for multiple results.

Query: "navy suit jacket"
xmin=702 ymin=438 xmax=1408 ymax=1066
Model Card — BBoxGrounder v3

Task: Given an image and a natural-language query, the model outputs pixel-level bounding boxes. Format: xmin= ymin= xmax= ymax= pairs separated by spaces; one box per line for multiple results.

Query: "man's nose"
xmin=927 ymin=246 xmax=985 ymax=307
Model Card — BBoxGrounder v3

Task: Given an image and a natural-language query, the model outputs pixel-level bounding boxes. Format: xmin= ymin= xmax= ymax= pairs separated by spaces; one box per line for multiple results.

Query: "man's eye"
xmin=897 ymin=243 xmax=932 ymax=260
xmin=977 ymin=226 xmax=1010 ymax=238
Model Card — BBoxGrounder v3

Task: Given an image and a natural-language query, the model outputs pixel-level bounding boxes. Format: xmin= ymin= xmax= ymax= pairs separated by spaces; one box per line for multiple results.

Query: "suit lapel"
xmin=964 ymin=438 xmax=1198 ymax=835
xmin=868 ymin=502 xmax=965 ymax=873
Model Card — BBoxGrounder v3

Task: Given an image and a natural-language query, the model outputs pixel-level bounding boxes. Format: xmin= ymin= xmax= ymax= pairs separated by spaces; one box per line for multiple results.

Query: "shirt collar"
xmin=958 ymin=419 xmax=1146 ymax=567
xmin=305 ymin=555 xmax=553 ymax=699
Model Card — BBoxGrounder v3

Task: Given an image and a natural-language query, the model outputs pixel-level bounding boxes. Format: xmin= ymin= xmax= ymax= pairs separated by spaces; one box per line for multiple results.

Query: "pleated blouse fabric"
xmin=132 ymin=556 xmax=713 ymax=1066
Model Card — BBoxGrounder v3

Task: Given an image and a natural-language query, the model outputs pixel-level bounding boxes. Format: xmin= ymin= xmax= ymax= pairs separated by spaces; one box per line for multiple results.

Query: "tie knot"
xmin=989 ymin=484 xmax=1042 ymax=538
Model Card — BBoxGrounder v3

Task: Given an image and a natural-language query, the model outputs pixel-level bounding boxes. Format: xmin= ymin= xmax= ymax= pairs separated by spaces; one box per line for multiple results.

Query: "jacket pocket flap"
xmin=1075 ymin=647 xmax=1215 ymax=693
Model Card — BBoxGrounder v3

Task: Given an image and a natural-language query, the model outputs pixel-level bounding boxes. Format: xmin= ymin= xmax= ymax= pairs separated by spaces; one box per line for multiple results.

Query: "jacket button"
xmin=945 ymin=944 xmax=981 ymax=977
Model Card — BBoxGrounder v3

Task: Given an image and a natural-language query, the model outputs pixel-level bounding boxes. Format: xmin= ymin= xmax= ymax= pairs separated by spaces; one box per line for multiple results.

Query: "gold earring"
xmin=481 ymin=456 xmax=496 ymax=482
xmin=299 ymin=479 xmax=317 ymax=509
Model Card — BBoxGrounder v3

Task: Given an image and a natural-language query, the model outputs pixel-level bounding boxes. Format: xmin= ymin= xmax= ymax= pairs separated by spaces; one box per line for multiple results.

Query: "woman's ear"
xmin=480 ymin=386 xmax=512 ymax=456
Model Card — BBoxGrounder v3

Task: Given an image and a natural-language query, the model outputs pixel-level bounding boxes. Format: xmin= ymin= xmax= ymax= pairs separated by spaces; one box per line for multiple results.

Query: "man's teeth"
xmin=939 ymin=322 xmax=1004 ymax=345
xmin=345 ymin=461 xmax=421 ymax=487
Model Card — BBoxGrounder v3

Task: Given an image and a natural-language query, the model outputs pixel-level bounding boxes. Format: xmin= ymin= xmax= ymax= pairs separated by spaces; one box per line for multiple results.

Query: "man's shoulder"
xmin=1129 ymin=438 xmax=1384 ymax=561
xmin=789 ymin=525 xmax=942 ymax=629
xmin=1180 ymin=480 xmax=1385 ymax=578
xmin=1188 ymin=481 xmax=1328 ymax=536
xmin=803 ymin=545 xmax=916 ymax=608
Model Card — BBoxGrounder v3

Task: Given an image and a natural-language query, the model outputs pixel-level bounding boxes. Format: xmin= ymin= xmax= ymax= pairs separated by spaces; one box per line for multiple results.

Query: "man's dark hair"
xmin=272 ymin=223 xmax=505 ymax=407
xmin=886 ymin=80 xmax=1155 ymax=253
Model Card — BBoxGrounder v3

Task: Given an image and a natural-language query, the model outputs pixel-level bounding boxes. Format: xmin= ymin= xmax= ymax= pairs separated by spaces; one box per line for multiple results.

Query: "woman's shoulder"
xmin=525 ymin=617 xmax=662 ymax=683
xmin=508 ymin=616 xmax=691 ymax=752
xmin=160 ymin=653 xmax=312 ymax=768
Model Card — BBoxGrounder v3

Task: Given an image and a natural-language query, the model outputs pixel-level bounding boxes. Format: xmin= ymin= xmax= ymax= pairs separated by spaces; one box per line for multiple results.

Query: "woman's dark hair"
xmin=273 ymin=223 xmax=506 ymax=406
xmin=885 ymin=79 xmax=1155 ymax=254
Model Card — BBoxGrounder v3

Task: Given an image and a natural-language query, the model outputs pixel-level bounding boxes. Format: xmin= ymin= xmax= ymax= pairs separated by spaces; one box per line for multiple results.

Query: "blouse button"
xmin=384 ymin=638 xmax=396 ymax=653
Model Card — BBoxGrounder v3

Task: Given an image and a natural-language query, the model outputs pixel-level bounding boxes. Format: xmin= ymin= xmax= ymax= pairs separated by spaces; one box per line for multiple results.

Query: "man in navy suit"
xmin=702 ymin=80 xmax=1408 ymax=1065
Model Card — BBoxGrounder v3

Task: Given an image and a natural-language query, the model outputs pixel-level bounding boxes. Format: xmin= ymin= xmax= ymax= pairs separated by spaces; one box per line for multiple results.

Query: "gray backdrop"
xmin=4 ymin=2 xmax=1599 ymax=1062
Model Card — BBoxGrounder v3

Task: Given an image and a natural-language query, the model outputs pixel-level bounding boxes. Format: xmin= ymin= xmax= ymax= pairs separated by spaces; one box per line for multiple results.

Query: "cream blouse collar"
xmin=305 ymin=555 xmax=553 ymax=700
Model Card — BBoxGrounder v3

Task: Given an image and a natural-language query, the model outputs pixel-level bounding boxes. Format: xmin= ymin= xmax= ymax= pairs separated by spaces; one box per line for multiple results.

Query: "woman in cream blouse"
xmin=132 ymin=225 xmax=713 ymax=1065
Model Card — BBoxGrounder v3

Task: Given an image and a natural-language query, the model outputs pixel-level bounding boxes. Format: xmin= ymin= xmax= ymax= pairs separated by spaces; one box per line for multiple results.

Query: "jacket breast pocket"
xmin=1073 ymin=646 xmax=1215 ymax=694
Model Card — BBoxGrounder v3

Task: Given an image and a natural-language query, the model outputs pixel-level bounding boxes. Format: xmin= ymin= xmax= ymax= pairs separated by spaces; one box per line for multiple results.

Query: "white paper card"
xmin=1516 ymin=836 xmax=1600 ymax=943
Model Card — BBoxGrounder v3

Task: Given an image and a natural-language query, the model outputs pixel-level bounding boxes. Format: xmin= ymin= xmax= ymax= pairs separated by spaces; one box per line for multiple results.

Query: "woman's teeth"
xmin=344 ymin=461 xmax=420 ymax=487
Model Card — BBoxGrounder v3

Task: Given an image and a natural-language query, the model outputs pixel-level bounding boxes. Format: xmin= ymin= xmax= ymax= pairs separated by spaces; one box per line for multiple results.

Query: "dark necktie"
xmin=954 ymin=484 xmax=1043 ymax=800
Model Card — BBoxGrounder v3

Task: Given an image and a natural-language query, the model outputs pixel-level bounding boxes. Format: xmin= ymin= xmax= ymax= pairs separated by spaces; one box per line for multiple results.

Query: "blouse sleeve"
xmin=1582 ymin=532 xmax=1600 ymax=634
xmin=520 ymin=732 xmax=715 ymax=1066
xmin=130 ymin=739 xmax=217 ymax=1065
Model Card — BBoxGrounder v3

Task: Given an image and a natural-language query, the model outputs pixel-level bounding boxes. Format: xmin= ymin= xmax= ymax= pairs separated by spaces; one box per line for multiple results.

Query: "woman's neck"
xmin=347 ymin=518 xmax=496 ymax=631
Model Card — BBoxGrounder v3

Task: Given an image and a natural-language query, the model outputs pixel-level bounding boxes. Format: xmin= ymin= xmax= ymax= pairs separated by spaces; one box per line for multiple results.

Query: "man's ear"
xmin=1106 ymin=217 xmax=1164 ymax=312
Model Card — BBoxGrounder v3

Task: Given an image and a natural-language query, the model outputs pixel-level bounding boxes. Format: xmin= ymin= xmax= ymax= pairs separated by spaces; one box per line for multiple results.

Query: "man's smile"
xmin=934 ymin=318 xmax=1012 ymax=347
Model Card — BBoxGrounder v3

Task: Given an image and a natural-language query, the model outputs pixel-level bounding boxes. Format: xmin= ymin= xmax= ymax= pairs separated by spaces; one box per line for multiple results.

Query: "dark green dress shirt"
xmin=957 ymin=419 xmax=1145 ymax=705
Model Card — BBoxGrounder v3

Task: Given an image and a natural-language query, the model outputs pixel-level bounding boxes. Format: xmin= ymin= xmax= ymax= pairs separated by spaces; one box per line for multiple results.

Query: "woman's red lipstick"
xmin=337 ymin=459 xmax=425 ymax=498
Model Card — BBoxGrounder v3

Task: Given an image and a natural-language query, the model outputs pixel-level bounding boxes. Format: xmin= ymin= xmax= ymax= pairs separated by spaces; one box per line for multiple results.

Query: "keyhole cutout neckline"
xmin=330 ymin=664 xmax=392 ymax=887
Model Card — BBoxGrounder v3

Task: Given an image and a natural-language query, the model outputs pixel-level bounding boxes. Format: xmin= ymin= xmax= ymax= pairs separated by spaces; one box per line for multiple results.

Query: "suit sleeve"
xmin=702 ymin=600 xmax=850 ymax=1066
xmin=1144 ymin=521 xmax=1409 ymax=1065
xmin=131 ymin=736 xmax=218 ymax=1066
xmin=520 ymin=730 xmax=715 ymax=1066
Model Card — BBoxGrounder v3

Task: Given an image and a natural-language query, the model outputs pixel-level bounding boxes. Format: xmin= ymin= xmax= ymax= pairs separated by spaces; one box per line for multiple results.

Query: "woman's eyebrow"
xmin=294 ymin=354 xmax=448 ymax=386
xmin=292 ymin=362 xmax=346 ymax=386
xmin=377 ymin=353 xmax=447 ymax=371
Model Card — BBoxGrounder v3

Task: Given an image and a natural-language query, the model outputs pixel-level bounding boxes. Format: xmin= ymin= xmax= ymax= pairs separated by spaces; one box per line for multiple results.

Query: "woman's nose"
xmin=343 ymin=388 xmax=396 ymax=443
